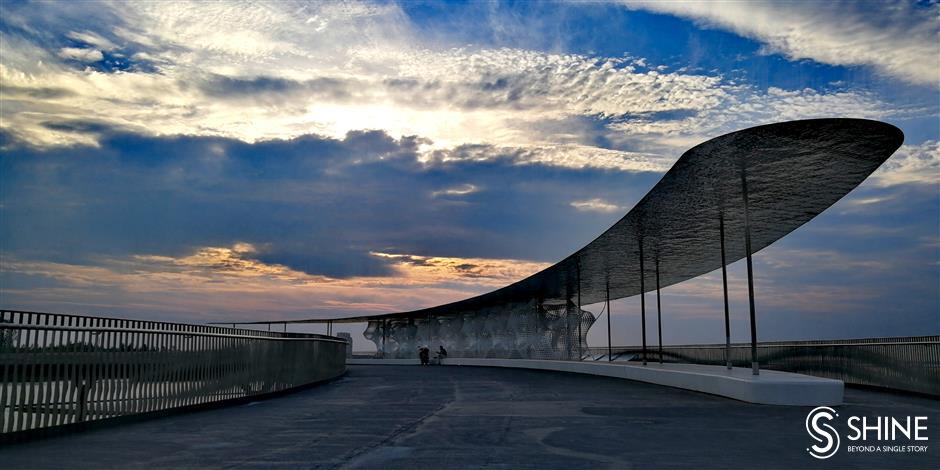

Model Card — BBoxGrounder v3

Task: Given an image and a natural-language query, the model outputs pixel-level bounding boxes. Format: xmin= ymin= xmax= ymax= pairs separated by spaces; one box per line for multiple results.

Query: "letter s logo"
xmin=806 ymin=406 xmax=840 ymax=459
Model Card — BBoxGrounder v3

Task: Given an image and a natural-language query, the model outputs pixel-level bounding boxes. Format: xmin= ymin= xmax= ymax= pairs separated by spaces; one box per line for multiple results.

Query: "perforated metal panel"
xmin=364 ymin=300 xmax=595 ymax=360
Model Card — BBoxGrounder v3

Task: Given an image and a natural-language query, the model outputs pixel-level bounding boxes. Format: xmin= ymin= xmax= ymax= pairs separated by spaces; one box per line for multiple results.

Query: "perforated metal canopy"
xmin=234 ymin=118 xmax=903 ymax=324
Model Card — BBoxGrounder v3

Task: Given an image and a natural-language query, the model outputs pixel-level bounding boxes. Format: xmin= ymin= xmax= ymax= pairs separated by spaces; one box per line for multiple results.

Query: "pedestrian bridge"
xmin=1 ymin=119 xmax=925 ymax=458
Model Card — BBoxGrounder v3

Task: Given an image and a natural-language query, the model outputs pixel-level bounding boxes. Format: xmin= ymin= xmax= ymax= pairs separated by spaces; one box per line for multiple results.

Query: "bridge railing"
xmin=589 ymin=336 xmax=939 ymax=396
xmin=0 ymin=310 xmax=347 ymax=436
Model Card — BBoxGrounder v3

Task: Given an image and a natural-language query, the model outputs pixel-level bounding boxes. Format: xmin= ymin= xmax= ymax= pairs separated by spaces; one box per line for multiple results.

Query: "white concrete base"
xmin=349 ymin=358 xmax=420 ymax=365
xmin=348 ymin=358 xmax=843 ymax=406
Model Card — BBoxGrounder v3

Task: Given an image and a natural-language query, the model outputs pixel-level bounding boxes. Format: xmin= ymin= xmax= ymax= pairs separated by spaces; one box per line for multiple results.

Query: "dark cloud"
xmin=1 ymin=85 xmax=75 ymax=99
xmin=40 ymin=120 xmax=114 ymax=134
xmin=198 ymin=75 xmax=352 ymax=101
xmin=0 ymin=126 xmax=652 ymax=278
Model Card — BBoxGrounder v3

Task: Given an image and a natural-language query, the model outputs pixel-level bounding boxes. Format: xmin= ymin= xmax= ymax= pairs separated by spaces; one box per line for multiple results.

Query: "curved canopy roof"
xmin=239 ymin=118 xmax=903 ymax=324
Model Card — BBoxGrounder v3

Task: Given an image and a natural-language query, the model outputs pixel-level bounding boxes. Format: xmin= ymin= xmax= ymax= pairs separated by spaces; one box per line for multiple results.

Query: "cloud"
xmin=424 ymin=143 xmax=668 ymax=172
xmin=431 ymin=184 xmax=479 ymax=198
xmin=570 ymin=198 xmax=622 ymax=213
xmin=56 ymin=47 xmax=104 ymax=62
xmin=0 ymin=244 xmax=549 ymax=322
xmin=66 ymin=30 xmax=117 ymax=51
xmin=2 ymin=40 xmax=736 ymax=155
xmin=620 ymin=0 xmax=940 ymax=87
xmin=0 ymin=127 xmax=652 ymax=279
xmin=2 ymin=0 xmax=913 ymax=174
xmin=870 ymin=140 xmax=940 ymax=187
xmin=132 ymin=243 xmax=318 ymax=282
xmin=370 ymin=252 xmax=550 ymax=285
xmin=606 ymin=86 xmax=911 ymax=157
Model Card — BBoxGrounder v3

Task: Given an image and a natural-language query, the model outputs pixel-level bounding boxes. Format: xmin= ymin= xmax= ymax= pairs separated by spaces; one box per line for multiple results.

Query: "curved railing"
xmin=0 ymin=310 xmax=347 ymax=437
xmin=591 ymin=336 xmax=940 ymax=396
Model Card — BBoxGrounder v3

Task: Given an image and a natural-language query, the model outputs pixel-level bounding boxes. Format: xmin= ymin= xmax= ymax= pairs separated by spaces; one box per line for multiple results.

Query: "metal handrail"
xmin=0 ymin=310 xmax=348 ymax=436
xmin=0 ymin=324 xmax=348 ymax=343
xmin=590 ymin=339 xmax=939 ymax=350
xmin=589 ymin=336 xmax=939 ymax=396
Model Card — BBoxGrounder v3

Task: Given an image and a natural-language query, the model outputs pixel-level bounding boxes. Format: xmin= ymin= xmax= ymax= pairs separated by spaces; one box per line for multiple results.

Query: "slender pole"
xmin=382 ymin=319 xmax=387 ymax=358
xmin=267 ymin=323 xmax=271 ymax=332
xmin=283 ymin=323 xmax=287 ymax=333
xmin=577 ymin=259 xmax=582 ymax=361
xmin=741 ymin=167 xmax=759 ymax=375
xmin=656 ymin=258 xmax=663 ymax=365
xmin=606 ymin=280 xmax=612 ymax=362
xmin=639 ymin=239 xmax=647 ymax=366
xmin=720 ymin=213 xmax=732 ymax=370
xmin=565 ymin=303 xmax=571 ymax=360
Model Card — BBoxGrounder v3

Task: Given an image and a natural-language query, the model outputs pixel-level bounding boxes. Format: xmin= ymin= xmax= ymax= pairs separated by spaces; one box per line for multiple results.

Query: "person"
xmin=437 ymin=345 xmax=448 ymax=363
xmin=419 ymin=346 xmax=430 ymax=365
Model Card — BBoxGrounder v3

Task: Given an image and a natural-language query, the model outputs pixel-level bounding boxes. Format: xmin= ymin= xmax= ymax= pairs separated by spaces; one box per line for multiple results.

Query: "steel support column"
xmin=606 ymin=280 xmax=612 ymax=362
xmin=382 ymin=319 xmax=387 ymax=358
xmin=656 ymin=258 xmax=663 ymax=364
xmin=565 ymin=304 xmax=571 ymax=360
xmin=720 ymin=213 xmax=732 ymax=370
xmin=741 ymin=167 xmax=759 ymax=375
xmin=577 ymin=258 xmax=582 ymax=361
xmin=639 ymin=240 xmax=647 ymax=366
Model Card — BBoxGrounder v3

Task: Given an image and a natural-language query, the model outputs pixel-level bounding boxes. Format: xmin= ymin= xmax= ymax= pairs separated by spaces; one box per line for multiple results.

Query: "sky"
xmin=0 ymin=0 xmax=937 ymax=349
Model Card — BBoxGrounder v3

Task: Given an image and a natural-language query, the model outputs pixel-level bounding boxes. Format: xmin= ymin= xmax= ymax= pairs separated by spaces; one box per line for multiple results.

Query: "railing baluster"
xmin=15 ymin=312 xmax=34 ymax=432
xmin=4 ymin=311 xmax=16 ymax=431
xmin=172 ymin=323 xmax=182 ymax=408
xmin=168 ymin=323 xmax=176 ymax=409
xmin=50 ymin=314 xmax=64 ymax=428
xmin=64 ymin=315 xmax=77 ymax=425
xmin=0 ymin=311 xmax=11 ymax=433
xmin=197 ymin=326 xmax=209 ymax=404
xmin=100 ymin=318 xmax=110 ymax=420
xmin=140 ymin=322 xmax=150 ymax=414
xmin=149 ymin=322 xmax=158 ymax=412
xmin=108 ymin=318 xmax=118 ymax=419
xmin=114 ymin=319 xmax=124 ymax=419
xmin=156 ymin=323 xmax=166 ymax=412
xmin=181 ymin=325 xmax=191 ymax=407
xmin=132 ymin=322 xmax=141 ymax=414
xmin=36 ymin=313 xmax=51 ymax=430
xmin=90 ymin=316 xmax=101 ymax=422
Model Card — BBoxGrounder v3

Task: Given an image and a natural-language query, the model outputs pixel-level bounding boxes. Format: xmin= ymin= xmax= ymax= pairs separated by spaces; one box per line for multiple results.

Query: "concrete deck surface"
xmin=349 ymin=358 xmax=845 ymax=405
xmin=0 ymin=365 xmax=936 ymax=469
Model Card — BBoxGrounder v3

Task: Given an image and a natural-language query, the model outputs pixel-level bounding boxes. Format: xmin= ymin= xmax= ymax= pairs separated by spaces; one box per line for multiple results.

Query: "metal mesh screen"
xmin=364 ymin=300 xmax=596 ymax=360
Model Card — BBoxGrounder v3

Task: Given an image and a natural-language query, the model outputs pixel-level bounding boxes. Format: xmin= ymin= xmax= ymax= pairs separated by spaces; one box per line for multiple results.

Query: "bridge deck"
xmin=1 ymin=365 xmax=935 ymax=469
